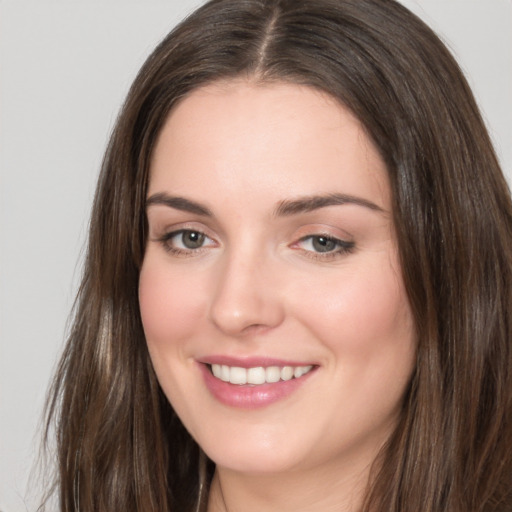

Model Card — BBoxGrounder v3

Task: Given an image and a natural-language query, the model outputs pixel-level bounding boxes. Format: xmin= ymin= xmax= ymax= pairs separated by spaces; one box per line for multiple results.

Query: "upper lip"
xmin=199 ymin=355 xmax=317 ymax=368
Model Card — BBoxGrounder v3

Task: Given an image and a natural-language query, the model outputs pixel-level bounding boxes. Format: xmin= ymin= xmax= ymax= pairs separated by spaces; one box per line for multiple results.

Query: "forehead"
xmin=149 ymin=80 xmax=390 ymax=212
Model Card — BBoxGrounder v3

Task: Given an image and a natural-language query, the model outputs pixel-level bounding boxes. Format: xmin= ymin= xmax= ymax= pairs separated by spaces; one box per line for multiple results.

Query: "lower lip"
xmin=199 ymin=363 xmax=315 ymax=409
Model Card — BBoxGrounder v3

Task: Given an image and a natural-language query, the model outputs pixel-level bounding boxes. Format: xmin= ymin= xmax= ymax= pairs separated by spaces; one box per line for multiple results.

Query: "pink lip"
xmin=197 ymin=359 xmax=317 ymax=409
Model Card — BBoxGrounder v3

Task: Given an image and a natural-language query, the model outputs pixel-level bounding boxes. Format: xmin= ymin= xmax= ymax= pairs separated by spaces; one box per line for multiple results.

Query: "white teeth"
xmin=266 ymin=366 xmax=281 ymax=383
xmin=281 ymin=366 xmax=294 ymax=381
xmin=209 ymin=364 xmax=314 ymax=385
xmin=294 ymin=365 xmax=313 ymax=378
xmin=229 ymin=366 xmax=247 ymax=385
xmin=220 ymin=365 xmax=230 ymax=382
xmin=247 ymin=367 xmax=266 ymax=385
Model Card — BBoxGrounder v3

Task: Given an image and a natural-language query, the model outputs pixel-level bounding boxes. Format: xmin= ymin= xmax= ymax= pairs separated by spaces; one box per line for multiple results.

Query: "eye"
xmin=159 ymin=229 xmax=216 ymax=255
xmin=173 ymin=230 xmax=207 ymax=249
xmin=296 ymin=234 xmax=355 ymax=257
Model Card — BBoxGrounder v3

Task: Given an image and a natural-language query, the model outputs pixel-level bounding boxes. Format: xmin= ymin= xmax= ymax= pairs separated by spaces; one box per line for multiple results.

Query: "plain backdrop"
xmin=0 ymin=1 xmax=511 ymax=511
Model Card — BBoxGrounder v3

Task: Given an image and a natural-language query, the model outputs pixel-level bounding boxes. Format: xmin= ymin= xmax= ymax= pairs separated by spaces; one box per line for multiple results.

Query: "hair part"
xmin=42 ymin=1 xmax=512 ymax=511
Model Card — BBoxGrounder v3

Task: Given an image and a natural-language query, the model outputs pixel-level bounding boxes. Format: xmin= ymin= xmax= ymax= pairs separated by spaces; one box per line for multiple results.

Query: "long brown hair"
xmin=43 ymin=0 xmax=512 ymax=510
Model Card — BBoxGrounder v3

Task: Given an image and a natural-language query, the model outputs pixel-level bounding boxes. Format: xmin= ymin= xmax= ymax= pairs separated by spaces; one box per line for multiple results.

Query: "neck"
xmin=207 ymin=459 xmax=372 ymax=512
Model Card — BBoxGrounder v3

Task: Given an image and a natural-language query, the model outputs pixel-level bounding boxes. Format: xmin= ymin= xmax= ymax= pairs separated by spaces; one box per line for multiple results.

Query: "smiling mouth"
xmin=208 ymin=364 xmax=314 ymax=385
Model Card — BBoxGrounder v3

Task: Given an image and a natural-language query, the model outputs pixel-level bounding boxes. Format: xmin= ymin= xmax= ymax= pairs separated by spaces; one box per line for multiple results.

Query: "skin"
xmin=139 ymin=80 xmax=416 ymax=511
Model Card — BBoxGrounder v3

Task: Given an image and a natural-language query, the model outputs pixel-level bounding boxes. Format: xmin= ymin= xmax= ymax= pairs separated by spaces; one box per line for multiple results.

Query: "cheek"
xmin=290 ymin=259 xmax=416 ymax=445
xmin=292 ymin=258 xmax=414 ymax=360
xmin=138 ymin=256 xmax=207 ymax=349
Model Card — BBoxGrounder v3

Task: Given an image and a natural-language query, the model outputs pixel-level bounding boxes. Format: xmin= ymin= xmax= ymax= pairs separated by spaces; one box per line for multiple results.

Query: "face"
xmin=139 ymin=80 xmax=416 ymax=477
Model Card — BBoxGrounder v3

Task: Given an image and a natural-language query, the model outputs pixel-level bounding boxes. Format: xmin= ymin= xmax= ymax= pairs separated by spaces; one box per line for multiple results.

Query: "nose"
xmin=208 ymin=250 xmax=285 ymax=336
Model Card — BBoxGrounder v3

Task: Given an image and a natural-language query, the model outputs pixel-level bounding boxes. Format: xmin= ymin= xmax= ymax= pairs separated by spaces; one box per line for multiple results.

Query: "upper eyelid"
xmin=297 ymin=232 xmax=345 ymax=241
xmin=150 ymin=221 xmax=216 ymax=238
xmin=147 ymin=210 xmax=354 ymax=235
xmin=293 ymin=226 xmax=354 ymax=244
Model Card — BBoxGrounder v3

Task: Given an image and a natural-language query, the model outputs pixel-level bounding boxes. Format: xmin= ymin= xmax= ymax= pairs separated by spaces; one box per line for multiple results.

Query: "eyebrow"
xmin=146 ymin=192 xmax=212 ymax=216
xmin=145 ymin=192 xmax=384 ymax=217
xmin=274 ymin=193 xmax=384 ymax=216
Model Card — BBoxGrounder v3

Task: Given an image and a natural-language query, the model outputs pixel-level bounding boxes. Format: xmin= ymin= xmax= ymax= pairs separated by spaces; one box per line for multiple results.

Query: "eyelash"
xmin=157 ymin=229 xmax=216 ymax=257
xmin=156 ymin=229 xmax=355 ymax=260
xmin=294 ymin=234 xmax=355 ymax=261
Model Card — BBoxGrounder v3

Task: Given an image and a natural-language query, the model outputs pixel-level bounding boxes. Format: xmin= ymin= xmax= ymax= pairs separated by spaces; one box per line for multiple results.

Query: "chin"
xmin=207 ymin=447 xmax=303 ymax=475
xmin=198 ymin=426 xmax=308 ymax=474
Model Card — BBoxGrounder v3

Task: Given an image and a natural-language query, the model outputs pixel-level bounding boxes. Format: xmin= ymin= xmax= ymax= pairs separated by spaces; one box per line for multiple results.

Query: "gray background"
xmin=1 ymin=1 xmax=511 ymax=510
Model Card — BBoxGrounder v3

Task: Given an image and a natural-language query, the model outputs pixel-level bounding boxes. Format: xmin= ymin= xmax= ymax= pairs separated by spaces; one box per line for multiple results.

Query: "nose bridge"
xmin=208 ymin=239 xmax=284 ymax=335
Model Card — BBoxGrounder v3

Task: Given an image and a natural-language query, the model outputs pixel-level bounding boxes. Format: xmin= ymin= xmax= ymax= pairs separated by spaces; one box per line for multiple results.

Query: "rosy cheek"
xmin=294 ymin=263 xmax=410 ymax=354
xmin=138 ymin=258 xmax=205 ymax=347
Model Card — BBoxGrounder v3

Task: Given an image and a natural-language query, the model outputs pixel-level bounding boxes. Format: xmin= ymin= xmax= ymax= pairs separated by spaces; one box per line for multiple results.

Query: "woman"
xmin=43 ymin=0 xmax=512 ymax=510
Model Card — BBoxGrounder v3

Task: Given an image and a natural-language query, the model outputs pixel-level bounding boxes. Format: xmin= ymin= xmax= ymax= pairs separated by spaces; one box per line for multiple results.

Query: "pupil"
xmin=183 ymin=231 xmax=204 ymax=249
xmin=312 ymin=236 xmax=336 ymax=253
